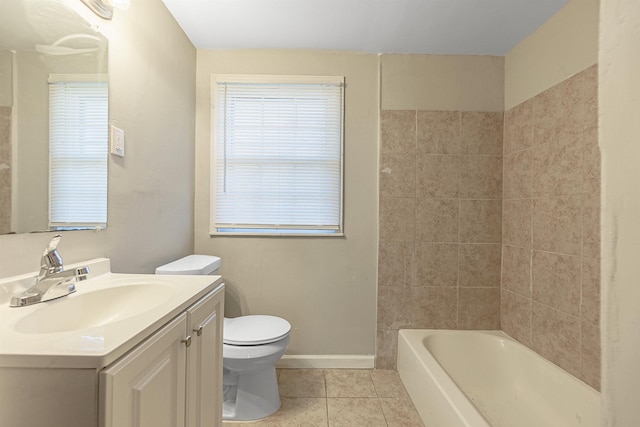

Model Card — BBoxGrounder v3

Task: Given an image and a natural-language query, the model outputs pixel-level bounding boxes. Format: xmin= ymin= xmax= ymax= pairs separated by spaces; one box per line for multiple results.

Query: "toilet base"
xmin=223 ymin=366 xmax=281 ymax=421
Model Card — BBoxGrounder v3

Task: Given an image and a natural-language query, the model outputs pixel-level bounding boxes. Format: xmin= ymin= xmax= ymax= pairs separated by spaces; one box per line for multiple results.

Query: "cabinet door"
xmin=100 ymin=313 xmax=189 ymax=427
xmin=186 ymin=288 xmax=224 ymax=427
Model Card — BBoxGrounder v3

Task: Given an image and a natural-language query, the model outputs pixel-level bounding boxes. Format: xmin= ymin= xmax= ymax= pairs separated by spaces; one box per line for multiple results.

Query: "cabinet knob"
xmin=193 ymin=326 xmax=203 ymax=336
xmin=182 ymin=335 xmax=192 ymax=347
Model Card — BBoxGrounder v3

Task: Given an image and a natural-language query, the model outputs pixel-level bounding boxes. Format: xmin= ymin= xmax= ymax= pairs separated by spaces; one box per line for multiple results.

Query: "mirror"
xmin=0 ymin=0 xmax=108 ymax=234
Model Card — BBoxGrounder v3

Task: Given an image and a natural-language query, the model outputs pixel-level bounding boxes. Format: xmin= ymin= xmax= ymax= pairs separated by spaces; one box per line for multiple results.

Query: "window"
xmin=49 ymin=75 xmax=108 ymax=229
xmin=211 ymin=75 xmax=344 ymax=236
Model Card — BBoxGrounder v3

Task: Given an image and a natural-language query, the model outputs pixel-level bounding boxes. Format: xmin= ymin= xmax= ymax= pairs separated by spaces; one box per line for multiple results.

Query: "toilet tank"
xmin=155 ymin=255 xmax=222 ymax=276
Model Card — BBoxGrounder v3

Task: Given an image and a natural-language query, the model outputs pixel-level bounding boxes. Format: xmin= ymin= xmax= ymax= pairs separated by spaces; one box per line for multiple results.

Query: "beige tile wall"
xmin=0 ymin=106 xmax=11 ymax=234
xmin=501 ymin=64 xmax=600 ymax=389
xmin=377 ymin=110 xmax=503 ymax=369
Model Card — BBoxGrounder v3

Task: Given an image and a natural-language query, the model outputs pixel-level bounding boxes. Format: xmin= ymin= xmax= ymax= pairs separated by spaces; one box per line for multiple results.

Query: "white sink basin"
xmin=14 ymin=283 xmax=177 ymax=334
xmin=0 ymin=258 xmax=223 ymax=369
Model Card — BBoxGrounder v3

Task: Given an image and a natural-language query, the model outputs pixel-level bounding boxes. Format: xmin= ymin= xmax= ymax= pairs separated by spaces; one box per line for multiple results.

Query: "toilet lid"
xmin=223 ymin=315 xmax=291 ymax=346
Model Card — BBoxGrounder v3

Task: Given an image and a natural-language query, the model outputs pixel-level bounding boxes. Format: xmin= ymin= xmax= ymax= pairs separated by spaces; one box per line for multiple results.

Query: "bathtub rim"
xmin=397 ymin=329 xmax=601 ymax=427
xmin=397 ymin=329 xmax=492 ymax=427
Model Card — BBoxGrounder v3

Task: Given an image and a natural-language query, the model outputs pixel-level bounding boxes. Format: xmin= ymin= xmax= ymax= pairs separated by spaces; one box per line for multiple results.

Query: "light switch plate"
xmin=110 ymin=125 xmax=125 ymax=157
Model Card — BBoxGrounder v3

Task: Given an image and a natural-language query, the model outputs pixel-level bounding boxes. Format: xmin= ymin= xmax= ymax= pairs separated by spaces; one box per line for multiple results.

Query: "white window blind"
xmin=49 ymin=76 xmax=108 ymax=229
xmin=211 ymin=75 xmax=344 ymax=235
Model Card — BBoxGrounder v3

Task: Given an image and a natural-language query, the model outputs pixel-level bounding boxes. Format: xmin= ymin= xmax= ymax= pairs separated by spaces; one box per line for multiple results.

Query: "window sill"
xmin=209 ymin=231 xmax=345 ymax=237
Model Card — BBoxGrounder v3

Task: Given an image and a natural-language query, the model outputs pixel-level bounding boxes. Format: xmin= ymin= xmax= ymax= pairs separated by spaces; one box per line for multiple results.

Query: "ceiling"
xmin=161 ymin=0 xmax=569 ymax=56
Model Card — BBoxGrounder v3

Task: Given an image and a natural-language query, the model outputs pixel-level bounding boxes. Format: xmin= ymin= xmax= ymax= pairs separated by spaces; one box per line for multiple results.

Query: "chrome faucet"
xmin=10 ymin=235 xmax=90 ymax=307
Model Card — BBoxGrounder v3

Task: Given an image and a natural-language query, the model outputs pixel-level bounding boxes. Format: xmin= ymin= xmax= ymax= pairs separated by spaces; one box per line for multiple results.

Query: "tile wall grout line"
xmin=456 ymin=111 xmax=462 ymax=330
xmin=527 ymin=101 xmax=535 ymax=347
xmin=500 ymin=109 xmax=507 ymax=334
xmin=578 ymin=128 xmax=586 ymax=376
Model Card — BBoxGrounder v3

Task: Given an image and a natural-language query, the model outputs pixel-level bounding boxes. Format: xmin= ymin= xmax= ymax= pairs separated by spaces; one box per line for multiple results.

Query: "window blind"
xmin=49 ymin=77 xmax=108 ymax=228
xmin=211 ymin=75 xmax=344 ymax=235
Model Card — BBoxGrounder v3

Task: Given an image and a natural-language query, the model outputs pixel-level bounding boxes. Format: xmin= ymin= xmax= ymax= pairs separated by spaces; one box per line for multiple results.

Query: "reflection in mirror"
xmin=0 ymin=0 xmax=108 ymax=234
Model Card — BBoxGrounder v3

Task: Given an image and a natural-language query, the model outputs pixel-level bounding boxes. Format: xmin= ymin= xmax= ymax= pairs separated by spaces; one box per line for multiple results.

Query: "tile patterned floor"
xmin=223 ymin=369 xmax=424 ymax=427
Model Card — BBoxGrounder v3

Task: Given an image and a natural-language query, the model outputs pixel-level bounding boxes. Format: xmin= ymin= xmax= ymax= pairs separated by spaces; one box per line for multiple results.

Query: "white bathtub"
xmin=397 ymin=330 xmax=601 ymax=427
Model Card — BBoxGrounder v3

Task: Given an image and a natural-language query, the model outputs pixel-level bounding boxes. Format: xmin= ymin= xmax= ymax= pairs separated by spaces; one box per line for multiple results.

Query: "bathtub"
xmin=397 ymin=330 xmax=600 ymax=427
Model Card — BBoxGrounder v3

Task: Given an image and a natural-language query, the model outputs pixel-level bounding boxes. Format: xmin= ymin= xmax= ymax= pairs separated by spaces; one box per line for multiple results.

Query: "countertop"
xmin=0 ymin=258 xmax=223 ymax=369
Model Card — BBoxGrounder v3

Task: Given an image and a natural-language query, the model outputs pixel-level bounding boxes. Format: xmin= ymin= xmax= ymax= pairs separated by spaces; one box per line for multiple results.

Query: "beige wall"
xmin=505 ymin=0 xmax=599 ymax=109
xmin=0 ymin=51 xmax=11 ymax=107
xmin=194 ymin=50 xmax=379 ymax=357
xmin=600 ymin=0 xmax=640 ymax=424
xmin=0 ymin=0 xmax=196 ymax=277
xmin=381 ymin=54 xmax=504 ymax=112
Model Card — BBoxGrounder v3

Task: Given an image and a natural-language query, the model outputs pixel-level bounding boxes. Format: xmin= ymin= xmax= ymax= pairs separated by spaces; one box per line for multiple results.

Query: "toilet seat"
xmin=224 ymin=315 xmax=291 ymax=346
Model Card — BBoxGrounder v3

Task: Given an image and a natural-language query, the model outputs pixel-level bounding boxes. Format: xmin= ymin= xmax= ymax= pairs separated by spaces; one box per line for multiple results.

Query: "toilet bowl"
xmin=155 ymin=255 xmax=291 ymax=421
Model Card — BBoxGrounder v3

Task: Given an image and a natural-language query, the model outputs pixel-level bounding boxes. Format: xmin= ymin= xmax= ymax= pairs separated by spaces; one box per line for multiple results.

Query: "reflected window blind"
xmin=49 ymin=77 xmax=108 ymax=228
xmin=211 ymin=75 xmax=344 ymax=235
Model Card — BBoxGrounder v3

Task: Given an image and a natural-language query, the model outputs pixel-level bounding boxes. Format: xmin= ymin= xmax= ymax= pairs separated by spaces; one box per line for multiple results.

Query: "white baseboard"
xmin=276 ymin=354 xmax=375 ymax=369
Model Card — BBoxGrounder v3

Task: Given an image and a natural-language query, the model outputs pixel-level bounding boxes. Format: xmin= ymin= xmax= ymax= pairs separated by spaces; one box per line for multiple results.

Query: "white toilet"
xmin=155 ymin=255 xmax=291 ymax=421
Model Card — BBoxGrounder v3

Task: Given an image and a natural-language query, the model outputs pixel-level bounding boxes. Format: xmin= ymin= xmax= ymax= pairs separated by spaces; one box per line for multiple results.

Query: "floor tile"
xmin=266 ymin=397 xmax=328 ymax=426
xmin=371 ymin=370 xmax=409 ymax=398
xmin=222 ymin=421 xmax=271 ymax=426
xmin=224 ymin=369 xmax=424 ymax=427
xmin=325 ymin=369 xmax=377 ymax=398
xmin=278 ymin=369 xmax=326 ymax=397
xmin=379 ymin=398 xmax=424 ymax=426
xmin=327 ymin=397 xmax=387 ymax=427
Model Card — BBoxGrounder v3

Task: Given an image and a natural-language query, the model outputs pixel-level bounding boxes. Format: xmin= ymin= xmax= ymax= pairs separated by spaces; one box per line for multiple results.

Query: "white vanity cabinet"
xmin=0 ymin=261 xmax=224 ymax=427
xmin=100 ymin=288 xmax=224 ymax=427
xmin=186 ymin=287 xmax=224 ymax=427
xmin=100 ymin=313 xmax=189 ymax=427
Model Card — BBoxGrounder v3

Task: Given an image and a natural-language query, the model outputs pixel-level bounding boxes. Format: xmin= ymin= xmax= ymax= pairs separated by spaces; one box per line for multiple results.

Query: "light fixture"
xmin=107 ymin=0 xmax=131 ymax=11
xmin=80 ymin=0 xmax=112 ymax=19
xmin=80 ymin=0 xmax=130 ymax=20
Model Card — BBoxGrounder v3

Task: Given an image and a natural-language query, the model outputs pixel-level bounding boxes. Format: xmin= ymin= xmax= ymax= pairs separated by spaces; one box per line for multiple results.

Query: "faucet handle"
xmin=41 ymin=234 xmax=63 ymax=276
xmin=75 ymin=266 xmax=90 ymax=281
xmin=45 ymin=234 xmax=62 ymax=253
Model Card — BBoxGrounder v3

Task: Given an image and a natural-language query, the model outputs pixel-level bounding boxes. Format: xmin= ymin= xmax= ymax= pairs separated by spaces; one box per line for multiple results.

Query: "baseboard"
xmin=276 ymin=354 xmax=375 ymax=369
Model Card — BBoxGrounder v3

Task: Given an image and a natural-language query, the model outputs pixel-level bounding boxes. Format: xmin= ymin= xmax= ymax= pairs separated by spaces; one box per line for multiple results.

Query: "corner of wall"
xmin=504 ymin=0 xmax=599 ymax=109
